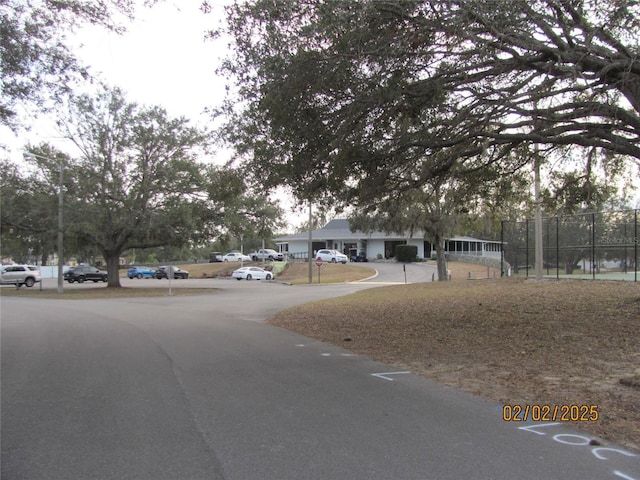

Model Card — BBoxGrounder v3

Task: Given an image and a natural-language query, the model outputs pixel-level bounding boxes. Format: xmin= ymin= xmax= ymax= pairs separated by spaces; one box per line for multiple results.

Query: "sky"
xmin=71 ymin=1 xmax=228 ymax=124
xmin=6 ymin=0 xmax=229 ymax=160
xmin=5 ymin=0 xmax=310 ymax=229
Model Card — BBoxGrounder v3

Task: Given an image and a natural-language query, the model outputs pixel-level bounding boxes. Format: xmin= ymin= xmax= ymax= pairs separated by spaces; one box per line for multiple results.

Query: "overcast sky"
xmin=6 ymin=1 xmax=229 ymax=160
xmin=4 ymin=1 xmax=309 ymax=227
xmin=73 ymin=1 xmax=228 ymax=122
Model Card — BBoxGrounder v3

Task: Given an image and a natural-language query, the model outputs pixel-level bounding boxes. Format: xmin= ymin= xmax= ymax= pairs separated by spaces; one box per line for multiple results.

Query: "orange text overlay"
xmin=502 ymin=404 xmax=599 ymax=422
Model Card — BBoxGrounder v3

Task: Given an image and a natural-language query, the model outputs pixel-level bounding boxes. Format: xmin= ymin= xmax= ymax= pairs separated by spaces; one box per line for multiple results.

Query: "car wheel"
xmin=137 ymin=273 xmax=143 ymax=279
xmin=252 ymin=256 xmax=258 ymax=261
xmin=67 ymin=278 xmax=74 ymax=283
xmin=266 ymin=273 xmax=272 ymax=280
xmin=268 ymin=256 xmax=274 ymax=261
xmin=331 ymin=258 xmax=337 ymax=263
xmin=246 ymin=274 xmax=252 ymax=280
xmin=92 ymin=280 xmax=99 ymax=283
xmin=224 ymin=259 xmax=228 ymax=262
xmin=77 ymin=276 xmax=85 ymax=283
xmin=102 ymin=277 xmax=108 ymax=282
xmin=25 ymin=277 xmax=35 ymax=288
xmin=236 ymin=277 xmax=242 ymax=281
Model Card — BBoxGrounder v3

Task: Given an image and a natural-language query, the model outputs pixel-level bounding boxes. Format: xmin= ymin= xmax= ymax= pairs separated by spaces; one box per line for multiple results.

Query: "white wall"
xmin=284 ymin=238 xmax=426 ymax=260
xmin=38 ymin=266 xmax=70 ymax=278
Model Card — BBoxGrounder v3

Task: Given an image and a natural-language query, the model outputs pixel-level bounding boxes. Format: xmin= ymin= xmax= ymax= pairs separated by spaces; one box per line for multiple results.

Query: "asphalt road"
xmin=2 ymin=271 xmax=638 ymax=480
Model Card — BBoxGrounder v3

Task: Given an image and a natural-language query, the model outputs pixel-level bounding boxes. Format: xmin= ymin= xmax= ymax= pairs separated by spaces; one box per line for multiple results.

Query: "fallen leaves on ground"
xmin=269 ymin=276 xmax=640 ymax=451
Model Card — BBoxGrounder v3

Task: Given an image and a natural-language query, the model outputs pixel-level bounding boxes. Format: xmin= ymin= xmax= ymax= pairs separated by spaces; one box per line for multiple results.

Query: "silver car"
xmin=0 ymin=264 xmax=41 ymax=287
xmin=315 ymin=249 xmax=348 ymax=264
xmin=222 ymin=252 xmax=252 ymax=262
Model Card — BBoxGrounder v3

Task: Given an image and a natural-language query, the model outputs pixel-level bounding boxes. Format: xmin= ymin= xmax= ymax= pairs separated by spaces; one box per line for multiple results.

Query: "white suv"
xmin=316 ymin=249 xmax=348 ymax=264
xmin=0 ymin=265 xmax=41 ymax=287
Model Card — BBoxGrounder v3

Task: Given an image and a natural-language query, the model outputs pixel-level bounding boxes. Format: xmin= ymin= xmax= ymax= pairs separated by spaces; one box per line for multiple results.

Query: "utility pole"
xmin=534 ymin=148 xmax=544 ymax=281
xmin=308 ymin=202 xmax=313 ymax=284
xmin=24 ymin=152 xmax=64 ymax=293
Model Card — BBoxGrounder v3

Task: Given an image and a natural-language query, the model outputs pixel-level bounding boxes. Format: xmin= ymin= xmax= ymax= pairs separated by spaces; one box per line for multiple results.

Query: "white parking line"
xmin=370 ymin=371 xmax=411 ymax=381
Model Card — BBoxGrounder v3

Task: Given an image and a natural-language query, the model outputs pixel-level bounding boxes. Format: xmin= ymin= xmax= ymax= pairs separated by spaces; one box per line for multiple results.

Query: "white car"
xmin=0 ymin=264 xmax=41 ymax=287
xmin=232 ymin=266 xmax=274 ymax=281
xmin=316 ymin=249 xmax=348 ymax=264
xmin=222 ymin=252 xmax=251 ymax=262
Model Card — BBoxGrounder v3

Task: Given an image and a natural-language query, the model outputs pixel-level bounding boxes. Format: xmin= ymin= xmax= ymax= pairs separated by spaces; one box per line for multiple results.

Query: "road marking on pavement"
xmin=370 ymin=371 xmax=411 ymax=381
xmin=517 ymin=422 xmax=638 ymax=480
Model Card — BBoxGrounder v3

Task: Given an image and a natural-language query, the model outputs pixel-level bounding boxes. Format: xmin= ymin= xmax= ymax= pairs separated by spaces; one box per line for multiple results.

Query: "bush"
xmin=396 ymin=245 xmax=417 ymax=263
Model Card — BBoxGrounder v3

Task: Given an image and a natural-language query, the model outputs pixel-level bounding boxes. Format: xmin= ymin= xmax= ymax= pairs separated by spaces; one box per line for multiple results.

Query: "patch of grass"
xmin=277 ymin=262 xmax=376 ymax=284
xmin=121 ymin=261 xmax=288 ymax=279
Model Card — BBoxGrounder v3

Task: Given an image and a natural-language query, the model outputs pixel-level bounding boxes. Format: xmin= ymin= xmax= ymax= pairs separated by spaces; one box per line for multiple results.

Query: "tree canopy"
xmin=0 ymin=0 xmax=152 ymax=130
xmin=1 ymin=85 xmax=282 ymax=287
xmin=216 ymin=0 xmax=639 ymax=209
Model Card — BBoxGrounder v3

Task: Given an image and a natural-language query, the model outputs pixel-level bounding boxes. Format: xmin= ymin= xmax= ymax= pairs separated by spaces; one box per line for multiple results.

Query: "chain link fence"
xmin=501 ymin=209 xmax=639 ymax=281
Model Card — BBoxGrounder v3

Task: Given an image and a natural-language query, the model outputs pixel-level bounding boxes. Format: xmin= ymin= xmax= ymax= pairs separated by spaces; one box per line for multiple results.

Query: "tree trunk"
xmin=106 ymin=252 xmax=122 ymax=287
xmin=434 ymin=236 xmax=448 ymax=281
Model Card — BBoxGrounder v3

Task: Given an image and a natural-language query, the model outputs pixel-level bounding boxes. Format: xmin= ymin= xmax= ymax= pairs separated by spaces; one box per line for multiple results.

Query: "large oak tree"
xmin=1 ymin=85 xmax=281 ymax=287
xmin=215 ymin=0 xmax=639 ymax=222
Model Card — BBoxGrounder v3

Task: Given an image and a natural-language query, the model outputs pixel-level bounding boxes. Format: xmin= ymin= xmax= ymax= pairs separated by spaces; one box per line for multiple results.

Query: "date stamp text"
xmin=503 ymin=404 xmax=599 ymax=422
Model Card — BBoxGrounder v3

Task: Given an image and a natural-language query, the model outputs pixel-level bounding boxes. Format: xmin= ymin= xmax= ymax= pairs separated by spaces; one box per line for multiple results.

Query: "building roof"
xmin=275 ymin=218 xmax=425 ymax=242
xmin=275 ymin=218 xmax=501 ymax=246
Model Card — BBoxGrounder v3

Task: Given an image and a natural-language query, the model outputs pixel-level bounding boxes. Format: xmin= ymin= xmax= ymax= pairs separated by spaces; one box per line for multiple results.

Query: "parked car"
xmin=127 ymin=266 xmax=156 ymax=279
xmin=64 ymin=265 xmax=108 ymax=283
xmin=222 ymin=252 xmax=252 ymax=262
xmin=249 ymin=249 xmax=284 ymax=261
xmin=316 ymin=249 xmax=348 ymax=264
xmin=350 ymin=252 xmax=369 ymax=262
xmin=154 ymin=266 xmax=189 ymax=279
xmin=0 ymin=264 xmax=41 ymax=287
xmin=209 ymin=252 xmax=223 ymax=263
xmin=231 ymin=266 xmax=274 ymax=281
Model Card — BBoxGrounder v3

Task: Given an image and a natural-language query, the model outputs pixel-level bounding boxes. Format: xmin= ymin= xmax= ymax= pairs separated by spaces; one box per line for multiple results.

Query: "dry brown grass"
xmin=277 ymin=262 xmax=377 ymax=284
xmin=269 ymin=272 xmax=640 ymax=451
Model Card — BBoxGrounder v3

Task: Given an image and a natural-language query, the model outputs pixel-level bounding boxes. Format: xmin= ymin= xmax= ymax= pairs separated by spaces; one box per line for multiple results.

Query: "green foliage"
xmin=395 ymin=245 xmax=417 ymax=263
xmin=0 ymin=147 xmax=68 ymax=263
xmin=2 ymin=85 xmax=283 ymax=286
xmin=217 ymin=0 xmax=639 ymax=205
xmin=53 ymin=86 xmax=214 ymax=271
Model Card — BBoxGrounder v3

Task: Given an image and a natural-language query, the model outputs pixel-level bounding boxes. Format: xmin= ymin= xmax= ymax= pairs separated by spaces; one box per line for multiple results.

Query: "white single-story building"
xmin=275 ymin=219 xmax=502 ymax=261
